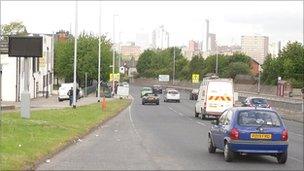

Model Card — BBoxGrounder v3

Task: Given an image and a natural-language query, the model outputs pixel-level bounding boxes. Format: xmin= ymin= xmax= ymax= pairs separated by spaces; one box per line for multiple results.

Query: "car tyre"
xmin=142 ymin=101 xmax=145 ymax=105
xmin=208 ymin=135 xmax=216 ymax=153
xmin=194 ymin=108 xmax=199 ymax=117
xmin=177 ymin=100 xmax=180 ymax=103
xmin=224 ymin=142 xmax=234 ymax=162
xmin=156 ymin=101 xmax=159 ymax=105
xmin=58 ymin=98 xmax=62 ymax=102
xmin=277 ymin=152 xmax=287 ymax=164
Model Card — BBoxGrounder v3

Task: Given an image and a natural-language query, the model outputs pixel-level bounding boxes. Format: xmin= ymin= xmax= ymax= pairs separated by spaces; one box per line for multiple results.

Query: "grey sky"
xmin=1 ymin=1 xmax=303 ymax=47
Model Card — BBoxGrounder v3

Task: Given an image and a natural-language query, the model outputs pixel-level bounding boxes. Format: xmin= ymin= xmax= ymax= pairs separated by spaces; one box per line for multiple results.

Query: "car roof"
xmin=246 ymin=97 xmax=267 ymax=100
xmin=231 ymin=107 xmax=275 ymax=113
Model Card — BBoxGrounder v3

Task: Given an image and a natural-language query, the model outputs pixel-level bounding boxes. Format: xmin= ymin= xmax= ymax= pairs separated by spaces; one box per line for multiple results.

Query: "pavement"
xmin=1 ymin=94 xmax=112 ymax=112
xmin=37 ymin=85 xmax=304 ymax=170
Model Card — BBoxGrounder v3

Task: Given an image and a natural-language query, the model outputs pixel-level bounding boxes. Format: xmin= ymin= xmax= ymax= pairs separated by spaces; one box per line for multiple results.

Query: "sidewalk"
xmin=1 ymin=94 xmax=113 ymax=112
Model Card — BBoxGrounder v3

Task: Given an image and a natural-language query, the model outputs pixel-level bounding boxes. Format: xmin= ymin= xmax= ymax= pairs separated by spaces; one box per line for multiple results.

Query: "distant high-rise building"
xmin=209 ymin=33 xmax=217 ymax=52
xmin=205 ymin=19 xmax=209 ymax=52
xmin=136 ymin=32 xmax=150 ymax=50
xmin=189 ymin=40 xmax=199 ymax=51
xmin=241 ymin=35 xmax=269 ymax=64
xmin=152 ymin=25 xmax=169 ymax=49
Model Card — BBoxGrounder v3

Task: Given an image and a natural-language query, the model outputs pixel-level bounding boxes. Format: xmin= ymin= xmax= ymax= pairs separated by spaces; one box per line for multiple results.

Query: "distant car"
xmin=141 ymin=87 xmax=153 ymax=97
xmin=208 ymin=107 xmax=288 ymax=164
xmin=164 ymin=89 xmax=180 ymax=103
xmin=142 ymin=93 xmax=159 ymax=105
xmin=242 ymin=97 xmax=271 ymax=108
xmin=189 ymin=88 xmax=199 ymax=100
xmin=152 ymin=85 xmax=162 ymax=94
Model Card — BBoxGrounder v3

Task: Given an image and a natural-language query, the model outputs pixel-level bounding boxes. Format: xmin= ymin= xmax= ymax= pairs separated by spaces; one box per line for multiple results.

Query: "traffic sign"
xmin=192 ymin=74 xmax=199 ymax=83
xmin=110 ymin=73 xmax=120 ymax=81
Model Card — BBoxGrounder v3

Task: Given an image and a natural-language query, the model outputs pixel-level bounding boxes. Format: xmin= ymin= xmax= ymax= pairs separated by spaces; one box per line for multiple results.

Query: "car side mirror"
xmin=211 ymin=119 xmax=219 ymax=125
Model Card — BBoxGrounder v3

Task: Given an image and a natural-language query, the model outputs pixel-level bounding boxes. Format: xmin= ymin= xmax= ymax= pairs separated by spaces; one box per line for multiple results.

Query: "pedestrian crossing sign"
xmin=192 ymin=74 xmax=199 ymax=83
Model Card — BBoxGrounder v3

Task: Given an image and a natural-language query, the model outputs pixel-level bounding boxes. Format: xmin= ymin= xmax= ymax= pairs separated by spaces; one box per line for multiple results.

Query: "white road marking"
xmin=289 ymin=131 xmax=304 ymax=138
xmin=129 ymin=95 xmax=141 ymax=139
xmin=196 ymin=121 xmax=206 ymax=126
xmin=289 ymin=156 xmax=304 ymax=163
xmin=178 ymin=112 xmax=184 ymax=116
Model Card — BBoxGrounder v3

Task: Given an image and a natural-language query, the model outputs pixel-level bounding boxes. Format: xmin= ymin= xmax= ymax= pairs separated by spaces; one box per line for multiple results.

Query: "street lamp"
xmin=112 ymin=14 xmax=118 ymax=96
xmin=173 ymin=46 xmax=176 ymax=85
xmin=97 ymin=2 xmax=101 ymax=102
xmin=215 ymin=41 xmax=218 ymax=75
xmin=72 ymin=0 xmax=78 ymax=108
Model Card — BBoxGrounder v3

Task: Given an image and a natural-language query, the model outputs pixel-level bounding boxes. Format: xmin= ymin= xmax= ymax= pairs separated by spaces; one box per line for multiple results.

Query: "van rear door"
xmin=206 ymin=81 xmax=233 ymax=115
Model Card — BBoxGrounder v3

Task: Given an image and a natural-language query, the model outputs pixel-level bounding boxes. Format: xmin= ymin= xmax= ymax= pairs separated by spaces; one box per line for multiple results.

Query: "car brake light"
xmin=229 ymin=128 xmax=239 ymax=140
xmin=281 ymin=129 xmax=288 ymax=141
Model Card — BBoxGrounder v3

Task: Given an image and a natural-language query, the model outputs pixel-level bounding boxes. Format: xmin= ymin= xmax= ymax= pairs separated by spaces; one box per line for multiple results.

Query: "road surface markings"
xmin=196 ymin=121 xmax=206 ymax=126
xmin=129 ymin=95 xmax=141 ymax=139
xmin=289 ymin=131 xmax=304 ymax=138
xmin=289 ymin=156 xmax=304 ymax=163
xmin=178 ymin=112 xmax=184 ymax=116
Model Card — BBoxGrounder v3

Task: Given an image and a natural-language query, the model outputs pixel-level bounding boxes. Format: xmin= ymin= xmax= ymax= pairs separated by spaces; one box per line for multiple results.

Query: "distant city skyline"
xmin=1 ymin=1 xmax=302 ymax=48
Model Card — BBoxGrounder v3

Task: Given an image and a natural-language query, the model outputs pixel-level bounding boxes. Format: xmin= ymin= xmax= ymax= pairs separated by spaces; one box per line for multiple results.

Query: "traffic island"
xmin=0 ymin=99 xmax=131 ymax=170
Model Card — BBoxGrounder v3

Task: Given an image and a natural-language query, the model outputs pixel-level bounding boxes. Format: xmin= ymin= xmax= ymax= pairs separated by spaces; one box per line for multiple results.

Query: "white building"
xmin=0 ymin=34 xmax=54 ymax=101
xmin=241 ymin=35 xmax=269 ymax=64
xmin=152 ymin=25 xmax=169 ymax=49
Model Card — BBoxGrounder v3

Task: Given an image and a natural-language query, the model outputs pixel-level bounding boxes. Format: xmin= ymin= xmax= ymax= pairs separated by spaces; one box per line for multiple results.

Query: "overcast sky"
xmin=1 ymin=1 xmax=303 ymax=47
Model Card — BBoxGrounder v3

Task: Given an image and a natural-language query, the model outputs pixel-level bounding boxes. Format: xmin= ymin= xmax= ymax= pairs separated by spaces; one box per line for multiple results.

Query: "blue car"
xmin=208 ymin=107 xmax=288 ymax=163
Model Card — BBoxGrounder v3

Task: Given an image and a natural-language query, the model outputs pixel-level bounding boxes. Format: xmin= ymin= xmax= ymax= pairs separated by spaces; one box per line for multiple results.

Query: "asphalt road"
xmin=38 ymin=85 xmax=304 ymax=170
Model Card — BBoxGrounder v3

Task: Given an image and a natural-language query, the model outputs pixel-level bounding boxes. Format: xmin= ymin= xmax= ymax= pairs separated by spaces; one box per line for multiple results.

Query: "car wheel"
xmin=208 ymin=135 xmax=216 ymax=153
xmin=194 ymin=108 xmax=199 ymax=117
xmin=277 ymin=152 xmax=287 ymax=164
xmin=177 ymin=100 xmax=180 ymax=103
xmin=58 ymin=98 xmax=62 ymax=102
xmin=156 ymin=101 xmax=159 ymax=105
xmin=142 ymin=101 xmax=145 ymax=105
xmin=224 ymin=142 xmax=234 ymax=162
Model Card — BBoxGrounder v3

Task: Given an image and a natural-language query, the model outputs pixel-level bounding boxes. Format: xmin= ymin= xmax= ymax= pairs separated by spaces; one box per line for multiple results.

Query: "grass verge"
xmin=0 ymin=99 xmax=131 ymax=170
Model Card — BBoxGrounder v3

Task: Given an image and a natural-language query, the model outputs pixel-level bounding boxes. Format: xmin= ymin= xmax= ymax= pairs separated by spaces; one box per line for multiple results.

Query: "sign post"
xmin=8 ymin=36 xmax=43 ymax=118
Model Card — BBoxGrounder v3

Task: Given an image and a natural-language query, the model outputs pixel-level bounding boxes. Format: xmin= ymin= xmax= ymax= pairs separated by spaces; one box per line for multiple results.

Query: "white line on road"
xmin=178 ymin=112 xmax=184 ymax=116
xmin=129 ymin=96 xmax=141 ymax=139
xmin=196 ymin=121 xmax=206 ymax=126
xmin=289 ymin=156 xmax=304 ymax=163
xmin=289 ymin=131 xmax=304 ymax=138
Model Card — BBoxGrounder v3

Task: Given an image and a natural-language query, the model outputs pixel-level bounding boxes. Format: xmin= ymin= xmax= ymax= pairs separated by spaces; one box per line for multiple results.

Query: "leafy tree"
xmin=54 ymin=32 xmax=112 ymax=86
xmin=1 ymin=21 xmax=28 ymax=37
xmin=188 ymin=54 xmax=205 ymax=80
xmin=224 ymin=62 xmax=250 ymax=79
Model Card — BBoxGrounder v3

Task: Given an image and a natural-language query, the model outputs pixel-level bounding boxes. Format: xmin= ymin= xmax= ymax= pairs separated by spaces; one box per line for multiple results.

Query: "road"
xmin=38 ymin=85 xmax=304 ymax=170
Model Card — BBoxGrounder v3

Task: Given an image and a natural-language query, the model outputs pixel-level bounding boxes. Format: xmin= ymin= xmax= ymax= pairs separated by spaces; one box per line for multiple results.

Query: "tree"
xmin=224 ymin=62 xmax=250 ymax=79
xmin=54 ymin=32 xmax=112 ymax=86
xmin=1 ymin=21 xmax=28 ymax=37
xmin=188 ymin=55 xmax=205 ymax=80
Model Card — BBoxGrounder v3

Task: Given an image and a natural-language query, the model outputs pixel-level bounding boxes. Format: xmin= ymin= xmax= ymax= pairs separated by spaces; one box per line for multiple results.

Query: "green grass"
xmin=0 ymin=99 xmax=130 ymax=170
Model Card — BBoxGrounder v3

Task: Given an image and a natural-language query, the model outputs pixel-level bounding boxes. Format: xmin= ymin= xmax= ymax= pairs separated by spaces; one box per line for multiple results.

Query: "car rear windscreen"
xmin=237 ymin=110 xmax=282 ymax=127
xmin=251 ymin=98 xmax=268 ymax=105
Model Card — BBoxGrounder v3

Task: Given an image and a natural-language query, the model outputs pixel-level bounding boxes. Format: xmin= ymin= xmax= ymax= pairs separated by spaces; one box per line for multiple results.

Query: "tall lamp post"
xmin=97 ymin=2 xmax=101 ymax=102
xmin=112 ymin=14 xmax=118 ymax=96
xmin=215 ymin=41 xmax=218 ymax=75
xmin=173 ymin=46 xmax=176 ymax=85
xmin=72 ymin=1 xmax=78 ymax=108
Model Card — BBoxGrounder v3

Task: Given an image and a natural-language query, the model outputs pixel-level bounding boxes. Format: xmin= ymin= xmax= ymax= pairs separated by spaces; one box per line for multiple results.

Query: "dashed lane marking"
xmin=196 ymin=121 xmax=206 ymax=126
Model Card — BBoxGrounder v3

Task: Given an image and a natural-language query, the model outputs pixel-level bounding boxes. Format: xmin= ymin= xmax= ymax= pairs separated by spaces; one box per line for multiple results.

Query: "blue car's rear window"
xmin=237 ymin=110 xmax=282 ymax=127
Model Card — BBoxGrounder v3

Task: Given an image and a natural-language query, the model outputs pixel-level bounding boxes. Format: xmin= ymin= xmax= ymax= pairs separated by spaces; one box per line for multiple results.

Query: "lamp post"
xmin=258 ymin=65 xmax=261 ymax=94
xmin=173 ymin=46 xmax=176 ymax=85
xmin=112 ymin=14 xmax=118 ymax=96
xmin=0 ymin=0 xmax=2 ymax=115
xmin=215 ymin=42 xmax=218 ymax=75
xmin=97 ymin=2 xmax=101 ymax=102
xmin=72 ymin=0 xmax=78 ymax=108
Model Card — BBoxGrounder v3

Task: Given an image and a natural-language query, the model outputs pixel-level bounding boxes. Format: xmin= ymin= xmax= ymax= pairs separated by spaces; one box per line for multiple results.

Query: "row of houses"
xmin=0 ymin=34 xmax=54 ymax=102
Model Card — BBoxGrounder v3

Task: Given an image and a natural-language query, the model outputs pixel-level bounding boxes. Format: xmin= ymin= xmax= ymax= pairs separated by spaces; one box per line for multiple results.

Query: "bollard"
xmin=102 ymin=96 xmax=106 ymax=111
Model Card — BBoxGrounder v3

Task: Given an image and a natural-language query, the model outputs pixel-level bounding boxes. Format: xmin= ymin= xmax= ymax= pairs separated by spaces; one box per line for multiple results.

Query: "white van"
xmin=195 ymin=77 xmax=234 ymax=119
xmin=58 ymin=83 xmax=81 ymax=101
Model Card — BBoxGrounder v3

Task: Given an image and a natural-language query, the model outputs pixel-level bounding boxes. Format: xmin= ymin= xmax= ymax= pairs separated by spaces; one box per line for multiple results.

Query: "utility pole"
xmin=85 ymin=72 xmax=87 ymax=97
xmin=72 ymin=0 xmax=78 ymax=108
xmin=215 ymin=43 xmax=218 ymax=75
xmin=97 ymin=1 xmax=101 ymax=102
xmin=112 ymin=15 xmax=117 ymax=96
xmin=173 ymin=46 xmax=176 ymax=85
xmin=258 ymin=65 xmax=261 ymax=94
xmin=0 ymin=0 xmax=2 ymax=115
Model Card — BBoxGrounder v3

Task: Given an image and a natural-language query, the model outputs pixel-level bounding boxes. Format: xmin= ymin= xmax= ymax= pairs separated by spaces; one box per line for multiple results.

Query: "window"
xmin=218 ymin=111 xmax=228 ymax=125
xmin=237 ymin=110 xmax=282 ymax=127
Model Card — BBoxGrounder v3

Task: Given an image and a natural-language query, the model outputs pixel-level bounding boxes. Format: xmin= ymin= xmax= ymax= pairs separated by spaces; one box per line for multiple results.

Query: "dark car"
xmin=142 ymin=93 xmax=159 ymax=105
xmin=152 ymin=85 xmax=162 ymax=94
xmin=208 ymin=107 xmax=288 ymax=163
xmin=242 ymin=97 xmax=271 ymax=108
xmin=189 ymin=88 xmax=199 ymax=100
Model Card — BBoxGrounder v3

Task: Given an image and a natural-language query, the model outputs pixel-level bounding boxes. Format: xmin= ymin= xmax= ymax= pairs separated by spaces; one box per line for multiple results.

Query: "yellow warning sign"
xmin=192 ymin=74 xmax=199 ymax=83
xmin=109 ymin=73 xmax=120 ymax=81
